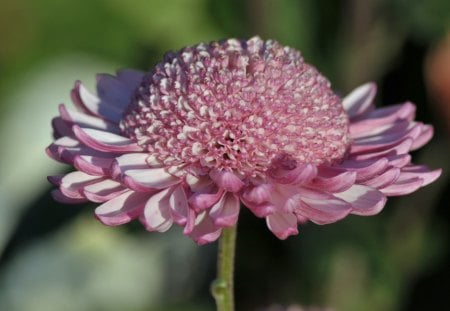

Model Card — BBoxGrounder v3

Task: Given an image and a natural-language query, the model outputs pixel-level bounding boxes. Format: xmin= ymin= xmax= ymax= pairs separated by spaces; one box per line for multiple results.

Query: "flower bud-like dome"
xmin=121 ymin=37 xmax=350 ymax=177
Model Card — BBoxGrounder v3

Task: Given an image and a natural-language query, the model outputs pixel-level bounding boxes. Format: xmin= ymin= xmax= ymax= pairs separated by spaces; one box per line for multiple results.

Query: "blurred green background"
xmin=0 ymin=0 xmax=449 ymax=310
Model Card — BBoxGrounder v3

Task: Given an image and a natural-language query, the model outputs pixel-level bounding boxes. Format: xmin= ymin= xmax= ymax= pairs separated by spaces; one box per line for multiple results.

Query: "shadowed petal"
xmin=95 ymin=191 xmax=149 ymax=226
xmin=73 ymin=125 xmax=142 ymax=152
xmin=83 ymin=179 xmax=128 ymax=203
xmin=335 ymin=185 xmax=387 ymax=216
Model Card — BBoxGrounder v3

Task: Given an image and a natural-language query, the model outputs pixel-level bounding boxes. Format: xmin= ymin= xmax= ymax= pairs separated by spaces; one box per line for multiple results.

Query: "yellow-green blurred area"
xmin=0 ymin=0 xmax=449 ymax=310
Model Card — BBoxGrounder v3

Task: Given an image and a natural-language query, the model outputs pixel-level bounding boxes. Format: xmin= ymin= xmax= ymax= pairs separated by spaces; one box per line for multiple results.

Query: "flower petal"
xmin=95 ymin=190 xmax=149 ymax=226
xmin=310 ymin=168 xmax=356 ymax=193
xmin=189 ymin=188 xmax=224 ymax=212
xmin=110 ymin=153 xmax=151 ymax=178
xmin=349 ymin=102 xmax=416 ymax=133
xmin=209 ymin=169 xmax=245 ymax=192
xmin=169 ymin=185 xmax=190 ymax=226
xmin=72 ymin=81 xmax=124 ymax=122
xmin=187 ymin=211 xmax=222 ymax=245
xmin=297 ymin=192 xmax=352 ymax=225
xmin=73 ymin=125 xmax=142 ymax=153
xmin=124 ymin=167 xmax=180 ymax=190
xmin=73 ymin=155 xmax=114 ymax=176
xmin=268 ymin=163 xmax=317 ymax=185
xmin=362 ymin=167 xmax=400 ymax=188
xmin=82 ymin=179 xmax=128 ymax=203
xmin=209 ymin=193 xmax=240 ymax=227
xmin=140 ymin=187 xmax=173 ymax=232
xmin=266 ymin=212 xmax=299 ymax=240
xmin=342 ymin=82 xmax=376 ymax=118
xmin=58 ymin=104 xmax=120 ymax=133
xmin=242 ymin=183 xmax=273 ymax=204
xmin=334 ymin=185 xmax=387 ymax=216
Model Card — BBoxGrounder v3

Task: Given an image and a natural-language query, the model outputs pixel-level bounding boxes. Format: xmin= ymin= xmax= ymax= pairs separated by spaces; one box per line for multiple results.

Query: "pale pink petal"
xmin=350 ymin=119 xmax=410 ymax=139
xmin=349 ymin=102 xmax=416 ymax=133
xmin=82 ymin=179 xmax=128 ymax=202
xmin=350 ymin=123 xmax=421 ymax=153
xmin=400 ymin=166 xmax=442 ymax=186
xmin=268 ymin=163 xmax=317 ymax=185
xmin=209 ymin=169 xmax=245 ymax=192
xmin=362 ymin=167 xmax=400 ymax=188
xmin=124 ymin=167 xmax=180 ymax=190
xmin=380 ymin=166 xmax=442 ymax=196
xmin=110 ymin=153 xmax=150 ymax=179
xmin=338 ymin=157 xmax=389 ymax=181
xmin=140 ymin=187 xmax=173 ymax=232
xmin=411 ymin=124 xmax=434 ymax=150
xmin=187 ymin=212 xmax=222 ymax=245
xmin=95 ymin=190 xmax=149 ymax=226
xmin=310 ymin=168 xmax=356 ymax=193
xmin=73 ymin=155 xmax=114 ymax=176
xmin=169 ymin=185 xmax=190 ymax=226
xmin=296 ymin=193 xmax=352 ymax=225
xmin=73 ymin=125 xmax=142 ymax=152
xmin=349 ymin=138 xmax=413 ymax=161
xmin=209 ymin=193 xmax=240 ymax=227
xmin=55 ymin=171 xmax=103 ymax=199
xmin=334 ymin=185 xmax=387 ymax=216
xmin=386 ymin=154 xmax=411 ymax=168
xmin=266 ymin=212 xmax=299 ymax=240
xmin=342 ymin=82 xmax=376 ymax=118
xmin=58 ymin=104 xmax=120 ymax=133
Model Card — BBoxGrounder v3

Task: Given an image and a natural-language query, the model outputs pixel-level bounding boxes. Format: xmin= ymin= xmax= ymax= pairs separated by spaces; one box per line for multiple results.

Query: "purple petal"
xmin=51 ymin=189 xmax=88 ymax=204
xmin=349 ymin=138 xmax=413 ymax=161
xmin=411 ymin=124 xmax=434 ymax=150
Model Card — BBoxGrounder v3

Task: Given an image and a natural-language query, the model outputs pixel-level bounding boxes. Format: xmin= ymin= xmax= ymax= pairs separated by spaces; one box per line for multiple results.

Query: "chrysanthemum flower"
xmin=47 ymin=37 xmax=441 ymax=244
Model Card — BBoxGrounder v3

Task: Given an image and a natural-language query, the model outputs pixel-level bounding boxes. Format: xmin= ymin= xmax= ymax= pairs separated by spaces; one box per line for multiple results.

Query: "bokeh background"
xmin=0 ymin=0 xmax=449 ymax=310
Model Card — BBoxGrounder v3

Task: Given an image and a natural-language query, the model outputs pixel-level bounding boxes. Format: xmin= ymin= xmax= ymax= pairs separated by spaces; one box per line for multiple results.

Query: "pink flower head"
xmin=47 ymin=37 xmax=441 ymax=244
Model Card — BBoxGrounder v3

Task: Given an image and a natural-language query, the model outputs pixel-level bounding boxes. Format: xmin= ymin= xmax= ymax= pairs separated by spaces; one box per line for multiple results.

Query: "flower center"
xmin=120 ymin=37 xmax=350 ymax=178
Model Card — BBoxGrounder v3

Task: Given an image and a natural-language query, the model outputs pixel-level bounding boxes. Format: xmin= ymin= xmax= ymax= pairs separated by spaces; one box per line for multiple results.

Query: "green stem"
xmin=211 ymin=225 xmax=237 ymax=311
